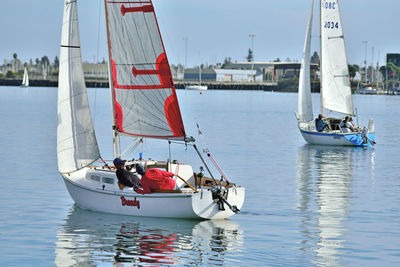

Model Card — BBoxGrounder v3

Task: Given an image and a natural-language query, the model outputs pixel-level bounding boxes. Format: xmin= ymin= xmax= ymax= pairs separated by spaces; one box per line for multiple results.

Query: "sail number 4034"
xmin=323 ymin=1 xmax=336 ymax=9
xmin=324 ymin=21 xmax=339 ymax=29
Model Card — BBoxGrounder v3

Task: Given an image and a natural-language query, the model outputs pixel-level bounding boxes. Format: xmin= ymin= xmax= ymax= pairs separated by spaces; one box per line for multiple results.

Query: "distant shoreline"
xmin=0 ymin=78 xmax=279 ymax=91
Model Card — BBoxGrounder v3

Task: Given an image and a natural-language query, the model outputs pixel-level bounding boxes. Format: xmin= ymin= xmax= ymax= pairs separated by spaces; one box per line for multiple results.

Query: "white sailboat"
xmin=21 ymin=67 xmax=29 ymax=87
xmin=297 ymin=0 xmax=375 ymax=146
xmin=57 ymin=0 xmax=244 ymax=219
xmin=185 ymin=67 xmax=208 ymax=90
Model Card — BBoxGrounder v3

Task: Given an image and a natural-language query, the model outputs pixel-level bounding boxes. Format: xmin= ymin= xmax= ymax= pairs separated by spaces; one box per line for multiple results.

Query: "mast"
xmin=199 ymin=66 xmax=202 ymax=85
xmin=103 ymin=0 xmax=119 ymax=158
xmin=319 ymin=0 xmax=323 ymax=115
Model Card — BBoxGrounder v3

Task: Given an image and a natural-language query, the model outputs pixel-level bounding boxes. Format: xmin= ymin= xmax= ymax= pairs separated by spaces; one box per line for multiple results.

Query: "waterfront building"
xmin=225 ymin=61 xmax=318 ymax=82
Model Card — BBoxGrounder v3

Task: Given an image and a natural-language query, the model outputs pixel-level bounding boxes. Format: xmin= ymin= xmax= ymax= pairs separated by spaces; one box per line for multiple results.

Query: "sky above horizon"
xmin=0 ymin=0 xmax=398 ymax=67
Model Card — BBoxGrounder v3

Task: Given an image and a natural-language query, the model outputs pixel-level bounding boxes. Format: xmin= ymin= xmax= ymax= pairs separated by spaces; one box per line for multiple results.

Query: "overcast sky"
xmin=0 ymin=0 xmax=398 ymax=67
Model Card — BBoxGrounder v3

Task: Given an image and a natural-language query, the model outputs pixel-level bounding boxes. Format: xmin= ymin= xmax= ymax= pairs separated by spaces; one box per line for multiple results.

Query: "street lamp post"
xmin=362 ymin=40 xmax=368 ymax=83
xmin=249 ymin=34 xmax=256 ymax=82
xmin=183 ymin=37 xmax=190 ymax=69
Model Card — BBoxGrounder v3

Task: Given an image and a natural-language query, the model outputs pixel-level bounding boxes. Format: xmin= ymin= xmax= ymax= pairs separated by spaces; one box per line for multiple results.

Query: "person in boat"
xmin=114 ymin=158 xmax=141 ymax=190
xmin=361 ymin=127 xmax=376 ymax=145
xmin=315 ymin=114 xmax=329 ymax=132
xmin=134 ymin=164 xmax=179 ymax=194
xmin=340 ymin=116 xmax=355 ymax=133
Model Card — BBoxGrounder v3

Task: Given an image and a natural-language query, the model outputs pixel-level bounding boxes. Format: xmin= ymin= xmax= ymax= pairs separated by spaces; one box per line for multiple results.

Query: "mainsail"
xmin=298 ymin=0 xmax=314 ymax=123
xmin=320 ymin=0 xmax=354 ymax=115
xmin=104 ymin=0 xmax=186 ymax=139
xmin=57 ymin=0 xmax=100 ymax=173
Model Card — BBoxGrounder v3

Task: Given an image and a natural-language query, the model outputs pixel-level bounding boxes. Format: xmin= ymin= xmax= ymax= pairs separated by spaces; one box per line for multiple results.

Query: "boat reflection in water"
xmin=296 ymin=145 xmax=374 ymax=266
xmin=55 ymin=207 xmax=243 ymax=266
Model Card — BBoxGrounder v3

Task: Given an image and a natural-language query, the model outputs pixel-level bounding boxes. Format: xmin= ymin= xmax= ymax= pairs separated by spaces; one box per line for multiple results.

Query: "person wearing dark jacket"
xmin=315 ymin=114 xmax=329 ymax=132
xmin=114 ymin=158 xmax=141 ymax=190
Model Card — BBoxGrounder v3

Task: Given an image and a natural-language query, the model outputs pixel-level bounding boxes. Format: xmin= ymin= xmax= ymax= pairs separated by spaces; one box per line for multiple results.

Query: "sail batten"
xmin=57 ymin=0 xmax=100 ymax=173
xmin=105 ymin=0 xmax=186 ymax=140
xmin=320 ymin=0 xmax=354 ymax=115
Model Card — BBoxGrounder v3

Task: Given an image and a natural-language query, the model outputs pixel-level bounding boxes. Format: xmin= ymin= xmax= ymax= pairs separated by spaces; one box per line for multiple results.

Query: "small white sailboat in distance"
xmin=185 ymin=67 xmax=208 ymax=90
xmin=21 ymin=67 xmax=29 ymax=87
xmin=57 ymin=0 xmax=244 ymax=219
xmin=296 ymin=0 xmax=375 ymax=146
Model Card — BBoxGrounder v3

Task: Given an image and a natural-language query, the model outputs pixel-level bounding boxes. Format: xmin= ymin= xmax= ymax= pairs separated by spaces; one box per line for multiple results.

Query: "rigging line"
xmin=93 ymin=0 xmax=103 ymax=126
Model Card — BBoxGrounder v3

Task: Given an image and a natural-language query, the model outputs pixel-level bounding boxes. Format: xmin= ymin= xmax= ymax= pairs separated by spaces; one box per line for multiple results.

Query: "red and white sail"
xmin=104 ymin=0 xmax=186 ymax=139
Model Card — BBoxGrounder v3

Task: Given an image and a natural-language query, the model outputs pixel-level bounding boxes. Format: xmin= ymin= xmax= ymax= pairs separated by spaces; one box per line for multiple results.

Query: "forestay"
xmin=104 ymin=0 xmax=186 ymax=139
xmin=320 ymin=0 xmax=354 ymax=115
xmin=298 ymin=0 xmax=314 ymax=123
xmin=57 ymin=0 xmax=100 ymax=173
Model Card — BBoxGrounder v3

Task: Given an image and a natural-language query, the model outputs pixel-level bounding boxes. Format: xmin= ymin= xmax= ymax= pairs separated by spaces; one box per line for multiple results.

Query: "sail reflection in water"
xmin=296 ymin=145 xmax=374 ymax=266
xmin=55 ymin=207 xmax=243 ymax=266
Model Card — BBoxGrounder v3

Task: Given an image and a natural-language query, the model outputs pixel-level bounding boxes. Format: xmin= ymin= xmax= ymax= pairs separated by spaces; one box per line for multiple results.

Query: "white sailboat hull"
xmin=298 ymin=124 xmax=375 ymax=147
xmin=185 ymin=85 xmax=208 ymax=91
xmin=62 ymin=167 xmax=245 ymax=219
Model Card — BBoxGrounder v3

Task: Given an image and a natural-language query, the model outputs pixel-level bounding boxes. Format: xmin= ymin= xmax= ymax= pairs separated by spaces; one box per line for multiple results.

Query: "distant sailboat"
xmin=296 ymin=0 xmax=375 ymax=146
xmin=57 ymin=0 xmax=244 ymax=219
xmin=185 ymin=67 xmax=208 ymax=90
xmin=21 ymin=67 xmax=29 ymax=87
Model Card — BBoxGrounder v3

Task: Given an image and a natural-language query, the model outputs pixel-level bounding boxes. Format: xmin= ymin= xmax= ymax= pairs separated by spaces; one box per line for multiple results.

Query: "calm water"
xmin=0 ymin=86 xmax=399 ymax=266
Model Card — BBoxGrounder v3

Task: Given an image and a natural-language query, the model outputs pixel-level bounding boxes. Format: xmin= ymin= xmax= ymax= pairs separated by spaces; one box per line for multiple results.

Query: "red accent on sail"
xmin=111 ymin=59 xmax=119 ymax=86
xmin=114 ymin=99 xmax=124 ymax=132
xmin=164 ymin=94 xmax=185 ymax=137
xmin=131 ymin=53 xmax=172 ymax=87
xmin=110 ymin=59 xmax=124 ymax=131
xmin=121 ymin=4 xmax=154 ymax=16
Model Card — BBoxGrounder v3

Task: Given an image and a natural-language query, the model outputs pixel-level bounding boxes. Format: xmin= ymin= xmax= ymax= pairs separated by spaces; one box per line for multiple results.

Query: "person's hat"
xmin=135 ymin=163 xmax=146 ymax=175
xmin=113 ymin=158 xmax=126 ymax=166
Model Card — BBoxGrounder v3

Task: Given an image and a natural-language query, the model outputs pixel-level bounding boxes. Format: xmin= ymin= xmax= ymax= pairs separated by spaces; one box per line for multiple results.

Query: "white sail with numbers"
xmin=320 ymin=0 xmax=354 ymax=115
xmin=298 ymin=0 xmax=314 ymax=123
xmin=104 ymin=0 xmax=187 ymax=140
xmin=57 ymin=0 xmax=100 ymax=173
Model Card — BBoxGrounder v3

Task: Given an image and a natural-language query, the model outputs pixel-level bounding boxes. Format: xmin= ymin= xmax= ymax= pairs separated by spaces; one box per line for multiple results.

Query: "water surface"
xmin=0 ymin=87 xmax=399 ymax=266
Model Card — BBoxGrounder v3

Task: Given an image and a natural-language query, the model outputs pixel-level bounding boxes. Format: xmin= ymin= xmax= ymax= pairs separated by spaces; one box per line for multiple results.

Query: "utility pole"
xmin=362 ymin=40 xmax=368 ymax=83
xmin=183 ymin=37 xmax=190 ymax=69
xmin=371 ymin=47 xmax=374 ymax=86
xmin=249 ymin=34 xmax=256 ymax=82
